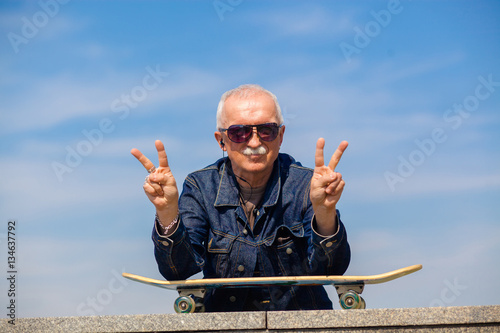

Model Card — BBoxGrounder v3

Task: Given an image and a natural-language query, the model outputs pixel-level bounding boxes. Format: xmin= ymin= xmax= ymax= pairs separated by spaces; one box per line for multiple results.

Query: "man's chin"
xmin=241 ymin=155 xmax=269 ymax=170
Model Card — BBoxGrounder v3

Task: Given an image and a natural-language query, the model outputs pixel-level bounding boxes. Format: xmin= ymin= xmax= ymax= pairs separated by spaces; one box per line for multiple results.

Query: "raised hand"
xmin=131 ymin=140 xmax=179 ymax=223
xmin=310 ymin=138 xmax=348 ymax=235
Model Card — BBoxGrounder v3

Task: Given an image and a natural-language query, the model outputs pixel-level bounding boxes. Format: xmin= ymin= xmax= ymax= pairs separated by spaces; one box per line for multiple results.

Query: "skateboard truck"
xmin=174 ymin=288 xmax=206 ymax=313
xmin=174 ymin=284 xmax=367 ymax=312
xmin=335 ymin=284 xmax=366 ymax=309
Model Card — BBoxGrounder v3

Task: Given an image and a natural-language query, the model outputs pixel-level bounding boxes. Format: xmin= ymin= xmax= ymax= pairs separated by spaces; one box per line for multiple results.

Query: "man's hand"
xmin=310 ymin=138 xmax=348 ymax=236
xmin=131 ymin=140 xmax=179 ymax=224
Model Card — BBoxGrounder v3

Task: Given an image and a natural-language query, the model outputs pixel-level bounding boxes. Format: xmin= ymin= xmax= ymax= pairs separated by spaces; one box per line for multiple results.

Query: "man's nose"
xmin=246 ymin=127 xmax=262 ymax=147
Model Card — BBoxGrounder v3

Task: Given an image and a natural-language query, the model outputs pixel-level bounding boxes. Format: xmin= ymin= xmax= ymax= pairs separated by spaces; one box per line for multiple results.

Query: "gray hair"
xmin=216 ymin=84 xmax=284 ymax=129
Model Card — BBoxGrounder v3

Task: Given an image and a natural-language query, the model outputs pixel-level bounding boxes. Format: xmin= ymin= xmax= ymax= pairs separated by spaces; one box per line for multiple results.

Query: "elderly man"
xmin=131 ymin=84 xmax=350 ymax=311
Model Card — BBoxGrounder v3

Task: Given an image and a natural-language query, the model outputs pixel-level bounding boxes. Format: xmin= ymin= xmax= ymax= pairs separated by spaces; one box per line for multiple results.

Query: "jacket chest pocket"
xmin=270 ymin=224 xmax=309 ymax=276
xmin=207 ymin=231 xmax=236 ymax=277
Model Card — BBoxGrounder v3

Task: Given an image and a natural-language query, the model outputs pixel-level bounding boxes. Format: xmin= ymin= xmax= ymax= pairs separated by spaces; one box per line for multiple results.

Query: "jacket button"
xmin=161 ymin=241 xmax=169 ymax=247
xmin=243 ymin=229 xmax=248 ymax=235
xmin=286 ymin=247 xmax=293 ymax=255
xmin=237 ymin=265 xmax=245 ymax=272
xmin=325 ymin=241 xmax=334 ymax=248
xmin=229 ymin=296 xmax=237 ymax=302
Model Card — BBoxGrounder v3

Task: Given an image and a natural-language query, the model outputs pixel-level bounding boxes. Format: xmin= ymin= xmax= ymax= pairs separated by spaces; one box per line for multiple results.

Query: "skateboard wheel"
xmin=359 ymin=296 xmax=366 ymax=309
xmin=339 ymin=291 xmax=363 ymax=310
xmin=174 ymin=296 xmax=196 ymax=313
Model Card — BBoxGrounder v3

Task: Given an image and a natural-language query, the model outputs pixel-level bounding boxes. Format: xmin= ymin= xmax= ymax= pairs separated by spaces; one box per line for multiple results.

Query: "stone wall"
xmin=2 ymin=305 xmax=499 ymax=332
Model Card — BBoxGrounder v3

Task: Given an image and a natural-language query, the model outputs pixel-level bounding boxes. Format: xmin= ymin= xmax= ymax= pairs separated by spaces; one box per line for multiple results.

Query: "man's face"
xmin=215 ymin=93 xmax=285 ymax=182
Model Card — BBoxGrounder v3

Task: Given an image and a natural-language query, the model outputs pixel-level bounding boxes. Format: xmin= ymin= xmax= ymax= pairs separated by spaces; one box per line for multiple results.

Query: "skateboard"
xmin=123 ymin=264 xmax=422 ymax=313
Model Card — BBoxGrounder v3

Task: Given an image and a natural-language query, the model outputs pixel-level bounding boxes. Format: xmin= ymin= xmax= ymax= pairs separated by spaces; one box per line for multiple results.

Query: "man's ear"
xmin=214 ymin=131 xmax=226 ymax=150
xmin=278 ymin=125 xmax=285 ymax=147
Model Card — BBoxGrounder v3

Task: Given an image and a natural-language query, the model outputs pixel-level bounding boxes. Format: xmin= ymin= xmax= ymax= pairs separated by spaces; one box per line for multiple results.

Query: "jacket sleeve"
xmin=308 ymin=209 xmax=351 ymax=276
xmin=151 ymin=176 xmax=208 ymax=280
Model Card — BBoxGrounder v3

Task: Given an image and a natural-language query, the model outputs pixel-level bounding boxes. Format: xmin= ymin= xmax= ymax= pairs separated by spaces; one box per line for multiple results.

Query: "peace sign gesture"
xmin=310 ymin=138 xmax=348 ymax=235
xmin=131 ymin=140 xmax=179 ymax=223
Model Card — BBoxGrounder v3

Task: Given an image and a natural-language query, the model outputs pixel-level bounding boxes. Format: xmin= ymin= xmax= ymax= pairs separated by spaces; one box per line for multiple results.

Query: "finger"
xmin=145 ymin=174 xmax=165 ymax=195
xmin=144 ymin=181 xmax=164 ymax=197
xmin=149 ymin=181 xmax=164 ymax=196
xmin=143 ymin=182 xmax=158 ymax=197
xmin=314 ymin=138 xmax=326 ymax=168
xmin=149 ymin=172 xmax=168 ymax=185
xmin=335 ymin=179 xmax=346 ymax=195
xmin=326 ymin=182 xmax=345 ymax=200
xmin=325 ymin=175 xmax=344 ymax=194
xmin=155 ymin=140 xmax=169 ymax=168
xmin=328 ymin=141 xmax=349 ymax=171
xmin=314 ymin=172 xmax=334 ymax=189
xmin=131 ymin=148 xmax=156 ymax=171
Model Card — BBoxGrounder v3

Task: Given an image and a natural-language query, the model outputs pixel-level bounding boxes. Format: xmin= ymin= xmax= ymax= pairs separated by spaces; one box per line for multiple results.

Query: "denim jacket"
xmin=152 ymin=153 xmax=350 ymax=311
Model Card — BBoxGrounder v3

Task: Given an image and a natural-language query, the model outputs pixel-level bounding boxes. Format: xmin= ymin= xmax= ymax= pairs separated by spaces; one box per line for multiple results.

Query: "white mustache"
xmin=242 ymin=146 xmax=267 ymax=156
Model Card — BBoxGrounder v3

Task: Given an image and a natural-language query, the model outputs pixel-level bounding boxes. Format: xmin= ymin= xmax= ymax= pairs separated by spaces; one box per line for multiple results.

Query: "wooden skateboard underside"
xmin=123 ymin=264 xmax=422 ymax=312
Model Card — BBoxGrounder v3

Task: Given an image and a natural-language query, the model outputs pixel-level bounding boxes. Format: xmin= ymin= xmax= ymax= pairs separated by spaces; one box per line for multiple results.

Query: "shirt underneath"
xmin=239 ymin=184 xmax=266 ymax=231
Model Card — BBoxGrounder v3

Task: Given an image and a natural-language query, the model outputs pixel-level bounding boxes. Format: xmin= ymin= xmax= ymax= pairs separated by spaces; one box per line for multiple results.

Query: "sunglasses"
xmin=219 ymin=122 xmax=283 ymax=143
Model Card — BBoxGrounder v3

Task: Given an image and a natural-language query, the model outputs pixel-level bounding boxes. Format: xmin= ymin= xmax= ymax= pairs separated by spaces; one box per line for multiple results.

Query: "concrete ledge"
xmin=1 ymin=312 xmax=266 ymax=333
xmin=267 ymin=305 xmax=500 ymax=331
xmin=1 ymin=305 xmax=499 ymax=332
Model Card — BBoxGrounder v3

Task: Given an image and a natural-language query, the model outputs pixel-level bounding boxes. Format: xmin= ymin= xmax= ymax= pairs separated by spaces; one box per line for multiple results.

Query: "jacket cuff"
xmin=152 ymin=215 xmax=185 ymax=249
xmin=311 ymin=210 xmax=346 ymax=253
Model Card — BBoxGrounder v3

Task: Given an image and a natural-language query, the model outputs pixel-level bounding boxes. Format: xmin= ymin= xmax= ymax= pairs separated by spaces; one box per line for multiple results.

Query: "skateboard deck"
xmin=123 ymin=264 xmax=422 ymax=312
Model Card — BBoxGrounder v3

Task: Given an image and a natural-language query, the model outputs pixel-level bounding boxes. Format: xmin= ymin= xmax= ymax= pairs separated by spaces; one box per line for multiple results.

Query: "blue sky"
xmin=1 ymin=0 xmax=499 ymax=318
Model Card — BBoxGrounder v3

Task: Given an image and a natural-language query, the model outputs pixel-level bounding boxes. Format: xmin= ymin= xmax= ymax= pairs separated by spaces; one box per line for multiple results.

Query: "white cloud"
xmin=1 ymin=7 xmax=87 ymax=56
xmin=272 ymin=52 xmax=468 ymax=126
xmin=367 ymin=52 xmax=466 ymax=85
xmin=0 ymin=73 xmax=124 ymax=133
xmin=0 ymin=65 xmax=226 ymax=134
xmin=13 ymin=235 xmax=173 ymax=317
xmin=0 ymin=153 xmax=139 ymax=224
xmin=0 ymin=133 xmax=223 ymax=231
xmin=243 ymin=4 xmax=357 ymax=39
xmin=345 ymin=170 xmax=500 ymax=202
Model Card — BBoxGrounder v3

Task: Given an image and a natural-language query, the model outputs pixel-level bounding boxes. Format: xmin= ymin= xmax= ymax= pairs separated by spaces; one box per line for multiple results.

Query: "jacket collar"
xmin=214 ymin=157 xmax=281 ymax=208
